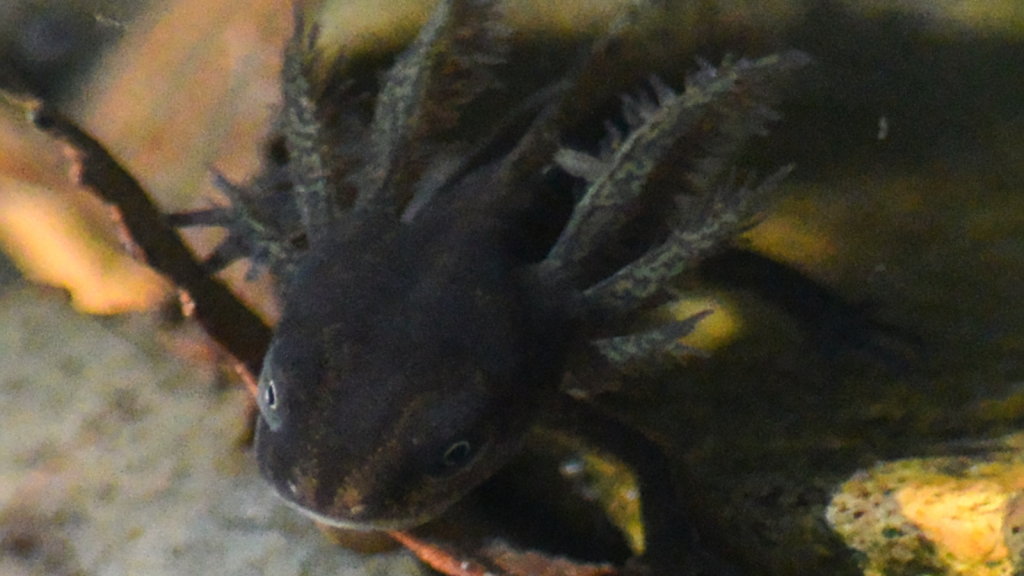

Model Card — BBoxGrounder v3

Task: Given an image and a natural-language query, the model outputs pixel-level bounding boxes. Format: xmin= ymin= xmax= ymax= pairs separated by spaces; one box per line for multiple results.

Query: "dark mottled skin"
xmin=255 ymin=166 xmax=574 ymax=529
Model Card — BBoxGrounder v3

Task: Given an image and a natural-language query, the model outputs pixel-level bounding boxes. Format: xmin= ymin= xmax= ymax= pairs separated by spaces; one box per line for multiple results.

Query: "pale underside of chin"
xmin=273 ymin=489 xmax=441 ymax=532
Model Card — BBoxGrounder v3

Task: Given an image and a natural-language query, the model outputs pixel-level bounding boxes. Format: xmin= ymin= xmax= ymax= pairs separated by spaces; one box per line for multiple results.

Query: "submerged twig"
xmin=388 ymin=531 xmax=497 ymax=576
xmin=29 ymin=102 xmax=272 ymax=377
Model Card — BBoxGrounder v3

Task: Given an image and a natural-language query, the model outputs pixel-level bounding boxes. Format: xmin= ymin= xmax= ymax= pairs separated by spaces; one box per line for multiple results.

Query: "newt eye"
xmin=257 ymin=346 xmax=284 ymax=431
xmin=262 ymin=378 xmax=277 ymax=408
xmin=257 ymin=375 xmax=284 ymax=431
xmin=440 ymin=440 xmax=476 ymax=469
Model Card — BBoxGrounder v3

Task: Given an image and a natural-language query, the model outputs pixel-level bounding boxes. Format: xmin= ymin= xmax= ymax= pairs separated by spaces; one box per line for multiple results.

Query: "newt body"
xmin=200 ymin=1 xmax=807 ymax=531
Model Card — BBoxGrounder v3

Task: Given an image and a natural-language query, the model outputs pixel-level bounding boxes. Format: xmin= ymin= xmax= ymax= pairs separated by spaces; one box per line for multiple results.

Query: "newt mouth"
xmin=264 ymin=467 xmax=448 ymax=532
xmin=272 ymin=491 xmax=432 ymax=532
